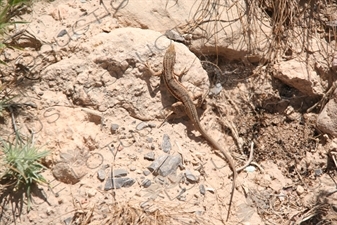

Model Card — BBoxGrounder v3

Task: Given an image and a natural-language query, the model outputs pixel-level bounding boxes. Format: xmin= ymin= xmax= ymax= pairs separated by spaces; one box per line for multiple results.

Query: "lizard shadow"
xmin=163 ymin=104 xmax=208 ymax=144
xmin=142 ymin=67 xmax=161 ymax=99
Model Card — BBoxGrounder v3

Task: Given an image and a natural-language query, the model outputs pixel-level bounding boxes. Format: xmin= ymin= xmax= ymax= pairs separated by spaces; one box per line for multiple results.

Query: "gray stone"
xmin=199 ymin=184 xmax=205 ymax=195
xmin=129 ymin=166 xmax=136 ymax=171
xmin=113 ymin=168 xmax=128 ymax=177
xmin=209 ymin=83 xmax=223 ymax=96
xmin=111 ymin=124 xmax=119 ymax=134
xmin=143 ymin=170 xmax=151 ymax=176
xmin=97 ymin=168 xmax=106 ymax=181
xmin=141 ymin=179 xmax=151 ymax=188
xmin=64 ymin=217 xmax=72 ymax=225
xmin=148 ymin=154 xmax=169 ymax=173
xmin=104 ymin=177 xmax=135 ymax=190
xmin=165 ymin=29 xmax=185 ymax=42
xmin=161 ymin=134 xmax=172 ymax=153
xmin=144 ymin=151 xmax=155 ymax=161
xmin=185 ymin=170 xmax=198 ymax=183
xmin=314 ymin=168 xmax=323 ymax=176
xmin=136 ymin=122 xmax=149 ymax=130
xmin=158 ymin=154 xmax=182 ymax=177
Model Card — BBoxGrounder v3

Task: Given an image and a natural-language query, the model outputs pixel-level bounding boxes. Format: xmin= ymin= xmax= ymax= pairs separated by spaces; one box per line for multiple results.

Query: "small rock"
xmin=165 ymin=29 xmax=185 ymax=42
xmin=206 ymin=187 xmax=215 ymax=194
xmin=209 ymin=83 xmax=223 ymax=96
xmin=140 ymin=201 xmax=150 ymax=208
xmin=148 ymin=123 xmax=157 ymax=128
xmin=111 ymin=124 xmax=119 ymax=134
xmin=146 ymin=137 xmax=153 ymax=143
xmin=129 ymin=166 xmax=137 ymax=171
xmin=46 ymin=207 xmax=55 ymax=216
xmin=104 ymin=177 xmax=136 ymax=190
xmin=296 ymin=185 xmax=305 ymax=195
xmin=64 ymin=217 xmax=72 ymax=225
xmin=97 ymin=168 xmax=106 ymax=181
xmin=185 ymin=170 xmax=199 ymax=183
xmin=161 ymin=134 xmax=172 ymax=153
xmin=141 ymin=179 xmax=151 ymax=188
xmin=144 ymin=152 xmax=155 ymax=161
xmin=122 ymin=178 xmax=136 ymax=187
xmin=143 ymin=170 xmax=151 ymax=176
xmin=314 ymin=168 xmax=323 ymax=176
xmin=113 ymin=168 xmax=128 ymax=177
xmin=136 ymin=122 xmax=149 ymax=130
xmin=245 ymin=166 xmax=256 ymax=173
xmin=199 ymin=184 xmax=206 ymax=195
xmin=177 ymin=194 xmax=186 ymax=201
xmin=151 ymin=144 xmax=156 ymax=150
xmin=86 ymin=188 xmax=97 ymax=197
xmin=57 ymin=29 xmax=67 ymax=37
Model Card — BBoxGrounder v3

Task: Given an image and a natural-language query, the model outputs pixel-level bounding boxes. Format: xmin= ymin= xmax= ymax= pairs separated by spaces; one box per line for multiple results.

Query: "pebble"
xmin=165 ymin=29 xmax=185 ymax=42
xmin=87 ymin=188 xmax=97 ymax=197
xmin=206 ymin=187 xmax=215 ymax=194
xmin=148 ymin=123 xmax=157 ymax=128
xmin=136 ymin=122 xmax=148 ymax=130
xmin=150 ymin=144 xmax=156 ymax=150
xmin=161 ymin=134 xmax=172 ymax=153
xmin=110 ymin=123 xmax=119 ymax=134
xmin=245 ymin=166 xmax=256 ymax=173
xmin=57 ymin=29 xmax=67 ymax=37
xmin=199 ymin=184 xmax=206 ymax=195
xmin=141 ymin=179 xmax=151 ymax=188
xmin=113 ymin=168 xmax=128 ymax=177
xmin=97 ymin=168 xmax=106 ymax=181
xmin=185 ymin=170 xmax=199 ymax=183
xmin=209 ymin=83 xmax=223 ymax=96
xmin=144 ymin=151 xmax=155 ymax=161
xmin=104 ymin=177 xmax=135 ymax=190
xmin=143 ymin=170 xmax=151 ymax=176
xmin=64 ymin=217 xmax=72 ymax=225
xmin=296 ymin=185 xmax=305 ymax=195
xmin=314 ymin=168 xmax=323 ymax=176
xmin=146 ymin=137 xmax=153 ymax=143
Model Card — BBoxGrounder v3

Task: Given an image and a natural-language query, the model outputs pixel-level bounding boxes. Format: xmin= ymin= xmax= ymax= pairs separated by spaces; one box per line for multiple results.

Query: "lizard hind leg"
xmin=158 ymin=102 xmax=184 ymax=128
xmin=192 ymin=91 xmax=208 ymax=110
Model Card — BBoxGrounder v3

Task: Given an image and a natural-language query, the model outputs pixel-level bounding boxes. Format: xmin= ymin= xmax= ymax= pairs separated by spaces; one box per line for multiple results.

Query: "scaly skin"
xmin=160 ymin=44 xmax=237 ymax=221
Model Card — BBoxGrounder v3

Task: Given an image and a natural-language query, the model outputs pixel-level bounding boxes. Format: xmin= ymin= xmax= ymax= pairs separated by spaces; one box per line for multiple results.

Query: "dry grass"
xmin=61 ymin=199 xmax=210 ymax=225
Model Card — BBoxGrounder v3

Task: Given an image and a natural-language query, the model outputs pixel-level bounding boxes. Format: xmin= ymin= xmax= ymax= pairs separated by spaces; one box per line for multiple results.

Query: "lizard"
xmin=145 ymin=43 xmax=237 ymax=221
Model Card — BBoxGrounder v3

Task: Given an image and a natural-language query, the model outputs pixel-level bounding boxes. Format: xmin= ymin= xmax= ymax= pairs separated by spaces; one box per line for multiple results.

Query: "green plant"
xmin=0 ymin=95 xmax=15 ymax=116
xmin=0 ymin=0 xmax=31 ymax=64
xmin=0 ymin=0 xmax=30 ymax=31
xmin=0 ymin=138 xmax=49 ymax=210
